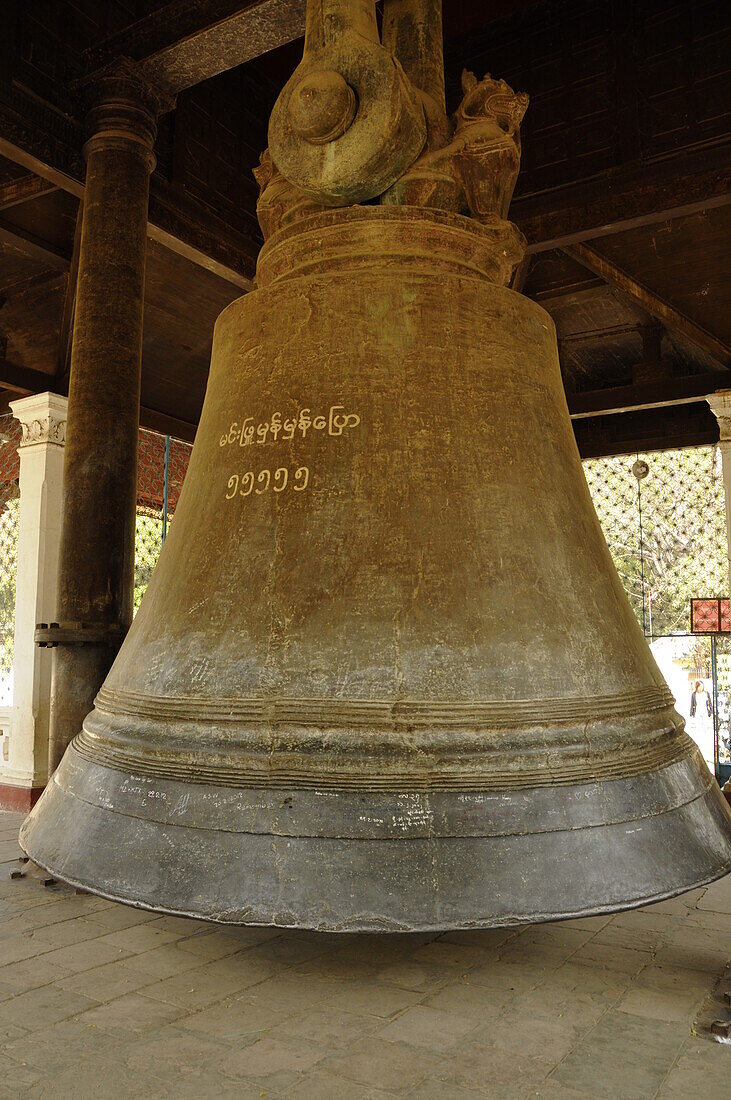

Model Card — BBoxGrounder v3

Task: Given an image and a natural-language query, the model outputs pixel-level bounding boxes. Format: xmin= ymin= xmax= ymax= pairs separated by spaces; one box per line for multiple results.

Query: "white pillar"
xmin=0 ymin=393 xmax=67 ymax=810
xmin=707 ymin=390 xmax=731 ymax=584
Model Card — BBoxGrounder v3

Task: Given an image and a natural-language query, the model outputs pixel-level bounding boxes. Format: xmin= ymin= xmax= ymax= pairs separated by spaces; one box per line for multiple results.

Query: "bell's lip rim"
xmin=19 ymin=843 xmax=731 ymax=934
xmin=19 ymin=758 xmax=731 ymax=930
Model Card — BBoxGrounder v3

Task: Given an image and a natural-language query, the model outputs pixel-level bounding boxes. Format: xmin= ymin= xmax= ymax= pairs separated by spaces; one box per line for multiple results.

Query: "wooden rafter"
xmin=567 ymin=371 xmax=731 ymax=419
xmin=0 ymin=175 xmax=56 ymax=211
xmin=517 ymin=143 xmax=731 ymax=254
xmin=84 ymin=0 xmax=307 ymax=96
xmin=0 ymin=360 xmax=197 ymax=443
xmin=0 ymin=220 xmax=70 ymax=270
xmin=564 ymin=242 xmax=731 ymax=369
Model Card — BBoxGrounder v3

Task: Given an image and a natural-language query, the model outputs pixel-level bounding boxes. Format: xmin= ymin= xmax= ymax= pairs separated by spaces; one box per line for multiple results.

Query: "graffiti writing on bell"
xmin=219 ymin=406 xmax=361 ymax=448
xmin=225 ymin=466 xmax=310 ymax=500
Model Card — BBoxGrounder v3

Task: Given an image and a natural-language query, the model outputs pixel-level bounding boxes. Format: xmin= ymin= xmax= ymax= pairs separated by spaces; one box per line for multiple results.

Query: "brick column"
xmin=0 ymin=393 xmax=67 ymax=811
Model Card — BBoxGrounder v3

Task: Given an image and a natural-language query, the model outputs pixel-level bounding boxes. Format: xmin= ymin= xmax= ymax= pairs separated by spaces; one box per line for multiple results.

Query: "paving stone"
xmin=695 ymin=871 xmax=731 ymax=914
xmin=72 ymin=990 xmax=187 ymax=1034
xmin=467 ymin=958 xmax=545 ymax=994
xmin=25 ymin=1056 xmax=169 ymax=1099
xmin=144 ymin=914 xmax=209 ymax=936
xmin=476 ymin=1011 xmax=580 ymax=1065
xmin=530 ymin=1081 xmax=601 ymax=1100
xmin=0 ymin=935 xmax=45 ymax=967
xmin=510 ymin=924 xmax=594 ymax=950
xmin=157 ymin=1069 xmax=263 ymax=1098
xmin=567 ymin=940 xmax=652 ymax=975
xmin=422 ymin=975 xmax=516 ymax=1018
xmin=220 ymin=1032 xmax=328 ymax=1078
xmin=94 ymin=924 xmax=180 ymax=954
xmin=175 ymin=992 xmax=291 ymax=1041
xmin=652 ymin=940 xmax=728 ymax=975
xmin=0 ymin=984 xmax=97 ymax=1031
xmin=3 ymin=1017 xmax=126 ymax=1075
xmin=36 ymin=936 xmax=133 ymax=973
xmin=323 ymin=1035 xmax=442 ymax=1091
xmin=287 ymin=1067 xmax=395 ymax=1099
xmin=53 ymin=960 xmax=157 ymax=1001
xmin=173 ymin=929 xmax=247 ymax=961
xmin=322 ymin=979 xmax=423 ymax=1018
xmin=238 ymin=973 xmax=333 ymax=1016
xmin=437 ymin=928 xmax=517 ymax=950
xmin=550 ymin=1011 xmax=686 ymax=1099
xmin=23 ymin=916 xmax=108 ymax=950
xmin=275 ymin=1006 xmax=381 ymax=1048
xmin=610 ymin=907 xmax=681 ymax=934
xmin=0 ymin=1020 xmax=28 ymax=1044
xmin=84 ymin=905 xmax=158 ymax=930
xmin=616 ymin=983 xmax=707 ymax=1024
xmin=409 ymin=940 xmax=490 ymax=970
xmin=655 ymin=1035 xmax=731 ymax=1099
xmin=538 ymin=959 xmax=631 ymax=999
xmin=372 ymin=959 xmax=453 ymax=993
xmin=120 ymin=1024 xmax=223 ymax=1075
xmin=497 ymin=940 xmax=579 ymax=970
xmin=116 ymin=943 xmax=205 ymax=980
xmin=501 ymin=985 xmax=614 ymax=1034
xmin=0 ymin=1059 xmax=44 ymax=1097
xmin=378 ymin=1003 xmax=481 ymax=1052
xmin=0 ymin=955 xmax=74 ymax=992
xmin=434 ymin=1038 xmax=551 ymax=1094
xmin=139 ymin=955 xmax=275 ymax=1010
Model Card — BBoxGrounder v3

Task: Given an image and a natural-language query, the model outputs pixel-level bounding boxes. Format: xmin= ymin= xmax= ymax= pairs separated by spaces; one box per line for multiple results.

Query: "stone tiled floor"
xmin=1 ymin=809 xmax=729 ymax=1099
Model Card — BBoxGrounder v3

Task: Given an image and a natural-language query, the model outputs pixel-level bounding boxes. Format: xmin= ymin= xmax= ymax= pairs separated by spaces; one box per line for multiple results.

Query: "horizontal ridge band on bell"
xmin=54 ymin=746 xmax=715 ymax=840
xmin=73 ymin=728 xmax=692 ymax=794
xmin=94 ymin=683 xmax=674 ymax=727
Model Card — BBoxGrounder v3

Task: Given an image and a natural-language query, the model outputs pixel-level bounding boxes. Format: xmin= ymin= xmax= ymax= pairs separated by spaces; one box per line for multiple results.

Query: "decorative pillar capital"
xmin=707 ymin=390 xmax=731 ymax=445
xmin=76 ymin=58 xmax=175 ymax=171
xmin=9 ymin=392 xmax=68 ymax=449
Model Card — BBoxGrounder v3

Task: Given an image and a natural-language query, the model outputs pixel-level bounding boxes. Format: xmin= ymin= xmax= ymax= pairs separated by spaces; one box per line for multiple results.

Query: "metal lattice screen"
xmin=0 ymin=414 xmax=21 ymax=708
xmin=583 ymin=445 xmax=728 ymax=639
xmin=135 ymin=429 xmax=192 ymax=613
xmin=583 ymin=444 xmax=730 ymax=771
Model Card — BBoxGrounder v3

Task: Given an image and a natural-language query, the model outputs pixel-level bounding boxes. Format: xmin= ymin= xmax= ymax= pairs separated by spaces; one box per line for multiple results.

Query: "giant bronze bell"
xmin=22 ymin=0 xmax=731 ymax=929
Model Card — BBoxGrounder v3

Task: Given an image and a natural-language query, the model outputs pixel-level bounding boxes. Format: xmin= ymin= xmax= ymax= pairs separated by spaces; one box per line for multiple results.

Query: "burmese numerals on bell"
xmin=225 ymin=466 xmax=310 ymax=499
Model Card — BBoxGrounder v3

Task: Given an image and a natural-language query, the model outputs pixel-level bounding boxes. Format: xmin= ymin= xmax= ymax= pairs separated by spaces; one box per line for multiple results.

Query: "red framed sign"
xmin=690 ymin=597 xmax=731 ymax=634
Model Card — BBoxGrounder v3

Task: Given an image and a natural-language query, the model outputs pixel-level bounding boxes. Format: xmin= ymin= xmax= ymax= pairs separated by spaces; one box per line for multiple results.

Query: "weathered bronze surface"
xmin=22 ymin=0 xmax=731 ymax=928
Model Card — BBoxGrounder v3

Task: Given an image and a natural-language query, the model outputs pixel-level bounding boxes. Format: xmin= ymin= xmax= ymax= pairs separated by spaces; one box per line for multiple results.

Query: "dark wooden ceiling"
xmin=1 ymin=0 xmax=730 ymax=455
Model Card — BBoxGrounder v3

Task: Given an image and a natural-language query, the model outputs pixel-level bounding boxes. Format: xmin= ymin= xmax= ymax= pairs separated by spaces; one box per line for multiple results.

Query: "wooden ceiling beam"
xmin=0 ymin=360 xmax=61 ymax=396
xmin=0 ymin=175 xmax=56 ymax=211
xmin=0 ymin=136 xmax=254 ymax=291
xmin=0 ymin=359 xmax=197 ymax=443
xmin=83 ymin=0 xmax=306 ymax=97
xmin=0 ymin=220 xmax=70 ymax=271
xmin=574 ymin=403 xmax=716 ymax=459
xmin=517 ymin=142 xmax=731 ymax=253
xmin=568 ymin=371 xmax=731 ymax=420
xmin=565 ymin=241 xmax=730 ymax=369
